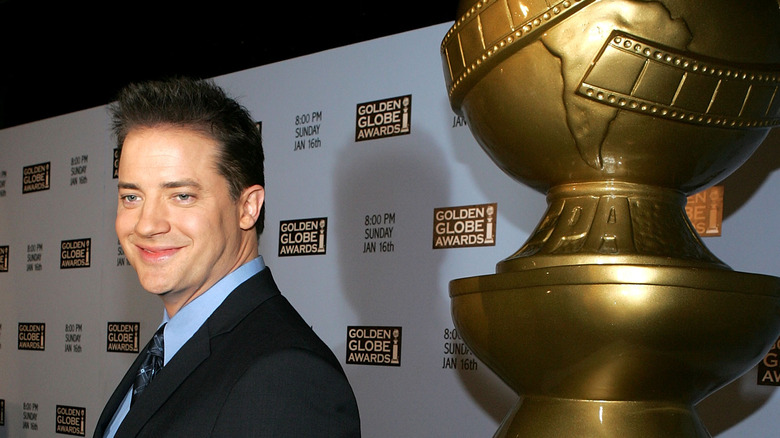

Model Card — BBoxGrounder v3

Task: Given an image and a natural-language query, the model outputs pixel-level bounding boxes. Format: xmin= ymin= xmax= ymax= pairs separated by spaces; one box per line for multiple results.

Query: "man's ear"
xmin=239 ymin=185 xmax=265 ymax=230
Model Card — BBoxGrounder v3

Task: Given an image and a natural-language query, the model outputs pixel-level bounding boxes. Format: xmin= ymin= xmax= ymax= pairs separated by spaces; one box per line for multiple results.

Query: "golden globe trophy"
xmin=440 ymin=0 xmax=780 ymax=436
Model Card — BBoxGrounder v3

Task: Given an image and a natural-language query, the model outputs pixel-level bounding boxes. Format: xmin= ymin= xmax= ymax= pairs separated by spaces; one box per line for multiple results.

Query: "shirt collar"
xmin=160 ymin=256 xmax=265 ymax=364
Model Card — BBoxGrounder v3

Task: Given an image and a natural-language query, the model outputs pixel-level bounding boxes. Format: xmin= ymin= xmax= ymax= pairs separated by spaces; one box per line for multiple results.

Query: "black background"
xmin=0 ymin=0 xmax=457 ymax=129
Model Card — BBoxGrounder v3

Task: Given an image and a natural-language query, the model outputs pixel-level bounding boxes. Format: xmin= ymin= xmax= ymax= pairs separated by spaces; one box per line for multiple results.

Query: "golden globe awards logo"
xmin=0 ymin=169 xmax=7 ymax=198
xmin=55 ymin=405 xmax=86 ymax=436
xmin=18 ymin=323 xmax=45 ymax=351
xmin=22 ymin=162 xmax=51 ymax=193
xmin=685 ymin=185 xmax=723 ymax=237
xmin=107 ymin=322 xmax=140 ymax=353
xmin=278 ymin=218 xmax=327 ymax=256
xmin=60 ymin=238 xmax=91 ymax=269
xmin=355 ymin=95 xmax=411 ymax=141
xmin=758 ymin=337 xmax=780 ymax=386
xmin=0 ymin=245 xmax=8 ymax=272
xmin=113 ymin=148 xmax=120 ymax=179
xmin=346 ymin=326 xmax=402 ymax=367
xmin=433 ymin=203 xmax=497 ymax=249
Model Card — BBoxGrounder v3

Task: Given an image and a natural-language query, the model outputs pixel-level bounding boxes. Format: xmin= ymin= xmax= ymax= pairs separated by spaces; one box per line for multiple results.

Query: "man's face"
xmin=116 ymin=127 xmax=261 ymax=316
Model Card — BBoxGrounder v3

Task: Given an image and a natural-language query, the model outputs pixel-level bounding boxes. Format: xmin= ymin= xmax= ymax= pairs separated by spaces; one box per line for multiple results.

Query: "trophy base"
xmin=450 ymin=265 xmax=780 ymax=437
xmin=494 ymin=397 xmax=709 ymax=438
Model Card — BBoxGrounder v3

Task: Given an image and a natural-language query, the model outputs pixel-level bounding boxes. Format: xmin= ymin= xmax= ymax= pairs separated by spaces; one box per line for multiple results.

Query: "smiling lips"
xmin=136 ymin=245 xmax=182 ymax=262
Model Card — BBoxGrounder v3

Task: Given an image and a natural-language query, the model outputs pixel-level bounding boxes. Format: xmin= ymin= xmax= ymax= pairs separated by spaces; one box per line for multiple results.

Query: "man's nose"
xmin=134 ymin=200 xmax=171 ymax=236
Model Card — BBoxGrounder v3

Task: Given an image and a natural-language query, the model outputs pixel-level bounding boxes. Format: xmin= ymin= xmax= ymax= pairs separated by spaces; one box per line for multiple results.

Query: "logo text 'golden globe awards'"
xmin=18 ymin=323 xmax=45 ymax=351
xmin=113 ymin=148 xmax=120 ymax=179
xmin=0 ymin=245 xmax=8 ymax=272
xmin=106 ymin=322 xmax=140 ymax=353
xmin=55 ymin=405 xmax=86 ymax=436
xmin=685 ymin=185 xmax=723 ymax=237
xmin=758 ymin=337 xmax=780 ymax=386
xmin=346 ymin=326 xmax=402 ymax=366
xmin=60 ymin=238 xmax=91 ymax=269
xmin=433 ymin=203 xmax=497 ymax=249
xmin=22 ymin=162 xmax=51 ymax=193
xmin=278 ymin=218 xmax=327 ymax=256
xmin=0 ymin=170 xmax=6 ymax=197
xmin=355 ymin=95 xmax=411 ymax=141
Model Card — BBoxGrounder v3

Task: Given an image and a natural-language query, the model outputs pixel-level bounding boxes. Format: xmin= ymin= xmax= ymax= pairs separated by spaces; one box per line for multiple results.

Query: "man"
xmin=94 ymin=77 xmax=361 ymax=437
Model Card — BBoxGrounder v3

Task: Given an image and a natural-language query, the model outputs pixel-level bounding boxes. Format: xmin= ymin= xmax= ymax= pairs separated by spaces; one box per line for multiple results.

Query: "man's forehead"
xmin=118 ymin=128 xmax=222 ymax=180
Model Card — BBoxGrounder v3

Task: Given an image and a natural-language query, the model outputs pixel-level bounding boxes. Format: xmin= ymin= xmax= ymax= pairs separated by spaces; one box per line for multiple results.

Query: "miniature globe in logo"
xmin=442 ymin=0 xmax=780 ymax=194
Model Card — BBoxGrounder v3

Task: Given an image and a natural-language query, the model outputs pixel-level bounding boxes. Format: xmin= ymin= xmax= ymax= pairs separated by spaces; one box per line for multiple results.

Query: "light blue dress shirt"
xmin=102 ymin=256 xmax=265 ymax=438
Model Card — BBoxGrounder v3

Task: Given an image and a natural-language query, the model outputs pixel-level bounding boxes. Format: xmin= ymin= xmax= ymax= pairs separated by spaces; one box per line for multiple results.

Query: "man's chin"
xmin=135 ymin=276 xmax=174 ymax=297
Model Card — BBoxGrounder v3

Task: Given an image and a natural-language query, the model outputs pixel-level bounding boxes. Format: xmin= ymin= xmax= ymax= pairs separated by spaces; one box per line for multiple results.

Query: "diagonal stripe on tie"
xmin=131 ymin=324 xmax=166 ymax=405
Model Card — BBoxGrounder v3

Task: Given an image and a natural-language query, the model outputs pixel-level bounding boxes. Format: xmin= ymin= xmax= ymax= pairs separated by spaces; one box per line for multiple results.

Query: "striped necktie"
xmin=131 ymin=324 xmax=166 ymax=405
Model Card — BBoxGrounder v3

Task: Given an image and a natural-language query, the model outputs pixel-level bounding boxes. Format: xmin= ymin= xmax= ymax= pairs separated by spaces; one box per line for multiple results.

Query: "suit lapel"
xmin=93 ymin=349 xmax=147 ymax=437
xmin=115 ymin=328 xmax=211 ymax=437
xmin=112 ymin=268 xmax=279 ymax=437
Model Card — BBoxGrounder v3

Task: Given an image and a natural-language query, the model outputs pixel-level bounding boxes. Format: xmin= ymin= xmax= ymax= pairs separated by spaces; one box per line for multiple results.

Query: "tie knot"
xmin=148 ymin=324 xmax=165 ymax=358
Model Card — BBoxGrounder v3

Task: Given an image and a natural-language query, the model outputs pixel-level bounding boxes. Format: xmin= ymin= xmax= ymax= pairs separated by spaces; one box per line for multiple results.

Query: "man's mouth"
xmin=136 ymin=245 xmax=182 ymax=262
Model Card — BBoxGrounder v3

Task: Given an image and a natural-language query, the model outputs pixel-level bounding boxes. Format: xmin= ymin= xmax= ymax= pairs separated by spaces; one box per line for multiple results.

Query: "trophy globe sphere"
xmin=442 ymin=0 xmax=780 ymax=194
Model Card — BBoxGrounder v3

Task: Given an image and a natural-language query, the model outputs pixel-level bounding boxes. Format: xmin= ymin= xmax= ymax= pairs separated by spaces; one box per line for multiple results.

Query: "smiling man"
xmin=94 ymin=77 xmax=360 ymax=438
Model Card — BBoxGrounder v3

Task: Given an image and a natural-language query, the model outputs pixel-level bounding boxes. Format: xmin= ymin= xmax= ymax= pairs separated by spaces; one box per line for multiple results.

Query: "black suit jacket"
xmin=94 ymin=268 xmax=361 ymax=437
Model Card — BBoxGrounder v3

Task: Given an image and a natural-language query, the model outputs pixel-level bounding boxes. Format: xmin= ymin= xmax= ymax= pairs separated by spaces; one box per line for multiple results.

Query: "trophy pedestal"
xmin=450 ymin=264 xmax=780 ymax=438
xmin=495 ymin=398 xmax=708 ymax=438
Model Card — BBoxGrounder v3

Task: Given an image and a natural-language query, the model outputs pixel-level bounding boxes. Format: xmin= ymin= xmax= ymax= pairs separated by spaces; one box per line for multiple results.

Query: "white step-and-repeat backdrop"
xmin=1 ymin=23 xmax=779 ymax=437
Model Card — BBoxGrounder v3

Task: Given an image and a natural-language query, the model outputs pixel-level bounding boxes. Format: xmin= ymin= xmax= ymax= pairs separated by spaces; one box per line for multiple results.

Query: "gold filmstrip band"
xmin=579 ymin=32 xmax=780 ymax=129
xmin=441 ymin=0 xmax=592 ymax=100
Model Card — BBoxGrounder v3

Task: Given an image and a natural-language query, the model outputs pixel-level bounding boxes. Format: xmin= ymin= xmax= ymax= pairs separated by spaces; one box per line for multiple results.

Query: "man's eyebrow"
xmin=161 ymin=179 xmax=203 ymax=190
xmin=117 ymin=182 xmax=139 ymax=190
xmin=117 ymin=180 xmax=203 ymax=190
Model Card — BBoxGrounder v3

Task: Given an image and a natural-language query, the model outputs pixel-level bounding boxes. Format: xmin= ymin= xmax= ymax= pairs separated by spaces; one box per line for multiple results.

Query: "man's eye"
xmin=121 ymin=194 xmax=138 ymax=202
xmin=176 ymin=194 xmax=193 ymax=201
